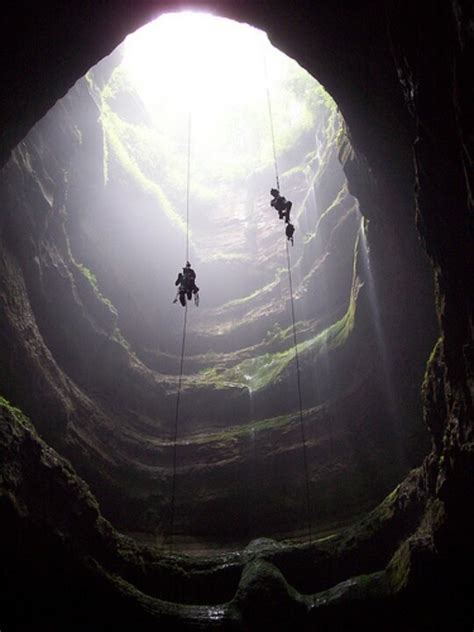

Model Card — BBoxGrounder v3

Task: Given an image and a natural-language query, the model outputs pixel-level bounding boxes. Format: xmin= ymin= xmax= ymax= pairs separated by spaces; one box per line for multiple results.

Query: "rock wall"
xmin=0 ymin=35 xmax=434 ymax=544
xmin=0 ymin=0 xmax=472 ymax=628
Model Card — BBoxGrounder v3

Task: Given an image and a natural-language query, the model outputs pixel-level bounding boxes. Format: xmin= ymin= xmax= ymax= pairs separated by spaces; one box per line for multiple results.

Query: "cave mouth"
xmin=0 ymin=11 xmax=432 ymax=554
xmin=2 ymin=4 xmax=471 ymax=627
xmin=73 ymin=11 xmax=348 ymax=352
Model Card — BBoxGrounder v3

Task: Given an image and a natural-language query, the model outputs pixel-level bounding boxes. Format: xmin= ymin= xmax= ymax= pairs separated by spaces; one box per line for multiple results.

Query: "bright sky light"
xmin=99 ymin=11 xmax=337 ymax=313
xmin=119 ymin=11 xmax=322 ymax=184
xmin=123 ymin=12 xmax=282 ymax=125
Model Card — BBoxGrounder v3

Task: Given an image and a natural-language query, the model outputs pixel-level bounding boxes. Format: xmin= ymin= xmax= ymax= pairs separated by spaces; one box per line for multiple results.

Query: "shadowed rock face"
xmin=0 ymin=1 xmax=472 ymax=629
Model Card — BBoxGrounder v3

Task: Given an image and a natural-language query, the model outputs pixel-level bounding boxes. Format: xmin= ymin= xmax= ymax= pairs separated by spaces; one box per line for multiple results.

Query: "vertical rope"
xmin=264 ymin=38 xmax=311 ymax=544
xmin=185 ymin=111 xmax=192 ymax=263
xmin=286 ymin=240 xmax=313 ymax=544
xmin=169 ymin=110 xmax=192 ymax=554
xmin=263 ymin=50 xmax=280 ymax=191
xmin=169 ymin=303 xmax=188 ymax=553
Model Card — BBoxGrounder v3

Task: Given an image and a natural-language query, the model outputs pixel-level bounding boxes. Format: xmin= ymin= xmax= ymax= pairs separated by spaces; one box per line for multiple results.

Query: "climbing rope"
xmin=185 ymin=111 xmax=192 ymax=263
xmin=263 ymin=51 xmax=280 ymax=191
xmin=285 ymin=240 xmax=313 ymax=544
xmin=264 ymin=41 xmax=312 ymax=543
xmin=169 ymin=302 xmax=188 ymax=553
xmin=168 ymin=111 xmax=192 ymax=553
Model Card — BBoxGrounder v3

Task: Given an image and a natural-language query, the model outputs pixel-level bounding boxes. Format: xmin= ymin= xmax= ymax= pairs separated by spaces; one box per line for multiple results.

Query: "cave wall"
xmin=0 ymin=0 xmax=472 ymax=629
xmin=1 ymin=2 xmax=442 ymax=417
xmin=0 ymin=65 xmax=418 ymax=542
xmin=0 ymin=8 xmax=438 ymax=543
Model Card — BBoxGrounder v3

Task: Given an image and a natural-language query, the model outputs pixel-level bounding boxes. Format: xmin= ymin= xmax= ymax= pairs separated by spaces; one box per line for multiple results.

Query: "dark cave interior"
xmin=0 ymin=1 xmax=472 ymax=630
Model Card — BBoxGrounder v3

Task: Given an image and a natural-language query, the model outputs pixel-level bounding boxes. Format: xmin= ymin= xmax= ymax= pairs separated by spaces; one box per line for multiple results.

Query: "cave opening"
xmin=0 ymin=10 xmax=436 ymax=557
xmin=4 ymin=2 xmax=472 ymax=628
xmin=65 ymin=12 xmax=381 ymax=551
xmin=73 ymin=12 xmax=351 ymax=353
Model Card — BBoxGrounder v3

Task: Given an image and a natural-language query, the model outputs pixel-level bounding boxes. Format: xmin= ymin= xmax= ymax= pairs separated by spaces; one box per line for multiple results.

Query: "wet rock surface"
xmin=0 ymin=0 xmax=473 ymax=629
xmin=0 ymin=41 xmax=432 ymax=544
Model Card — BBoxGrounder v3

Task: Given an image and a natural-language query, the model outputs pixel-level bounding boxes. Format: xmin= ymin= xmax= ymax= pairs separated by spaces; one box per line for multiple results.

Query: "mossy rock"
xmin=232 ymin=559 xmax=307 ymax=629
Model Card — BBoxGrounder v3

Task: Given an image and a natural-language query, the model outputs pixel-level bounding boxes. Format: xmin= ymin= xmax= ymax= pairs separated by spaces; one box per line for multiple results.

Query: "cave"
xmin=0 ymin=2 xmax=472 ymax=630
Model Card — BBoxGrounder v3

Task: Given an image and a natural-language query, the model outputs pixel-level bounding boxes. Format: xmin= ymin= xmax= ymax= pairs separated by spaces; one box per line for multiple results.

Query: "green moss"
xmin=263 ymin=321 xmax=299 ymax=345
xmin=200 ymin=292 xmax=356 ymax=392
xmin=111 ymin=327 xmax=133 ymax=352
xmin=421 ymin=336 xmax=443 ymax=393
xmin=0 ymin=396 xmax=36 ymax=437
xmin=363 ymin=485 xmax=400 ymax=527
xmin=200 ymin=221 xmax=361 ymax=392
xmin=227 ymin=349 xmax=297 ymax=391
xmin=0 ymin=396 xmax=24 ymax=419
xmin=100 ymin=105 xmax=187 ymax=234
xmin=186 ymin=413 xmax=294 ymax=446
xmin=219 ymin=267 xmax=287 ymax=311
xmin=75 ymin=261 xmax=99 ymax=291
xmin=98 ymin=66 xmax=220 ymax=233
xmin=387 ymin=541 xmax=412 ymax=593
xmin=234 ymin=558 xmax=305 ymax=614
xmin=74 ymin=260 xmax=118 ymax=315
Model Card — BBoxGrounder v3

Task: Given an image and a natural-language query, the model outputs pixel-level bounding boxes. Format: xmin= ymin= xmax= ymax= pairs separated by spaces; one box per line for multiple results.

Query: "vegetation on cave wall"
xmin=71 ymin=36 xmax=357 ymax=363
xmin=198 ymin=260 xmax=360 ymax=392
xmin=0 ymin=14 xmax=416 ymax=546
xmin=91 ymin=43 xmax=341 ymax=253
xmin=1 ymin=5 xmax=467 ymax=626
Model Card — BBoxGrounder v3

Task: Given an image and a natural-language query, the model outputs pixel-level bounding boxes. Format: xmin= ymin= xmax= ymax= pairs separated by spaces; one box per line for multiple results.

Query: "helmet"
xmin=186 ymin=261 xmax=191 ymax=267
xmin=270 ymin=188 xmax=279 ymax=196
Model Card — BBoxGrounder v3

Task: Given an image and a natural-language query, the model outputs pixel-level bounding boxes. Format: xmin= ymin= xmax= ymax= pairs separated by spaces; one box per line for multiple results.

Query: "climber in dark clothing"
xmin=270 ymin=188 xmax=292 ymax=223
xmin=286 ymin=222 xmax=295 ymax=246
xmin=174 ymin=261 xmax=199 ymax=306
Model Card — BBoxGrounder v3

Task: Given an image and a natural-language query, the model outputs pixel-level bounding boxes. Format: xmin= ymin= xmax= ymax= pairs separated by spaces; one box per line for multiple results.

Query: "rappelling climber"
xmin=286 ymin=222 xmax=295 ymax=246
xmin=270 ymin=188 xmax=292 ymax=223
xmin=174 ymin=261 xmax=199 ymax=306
